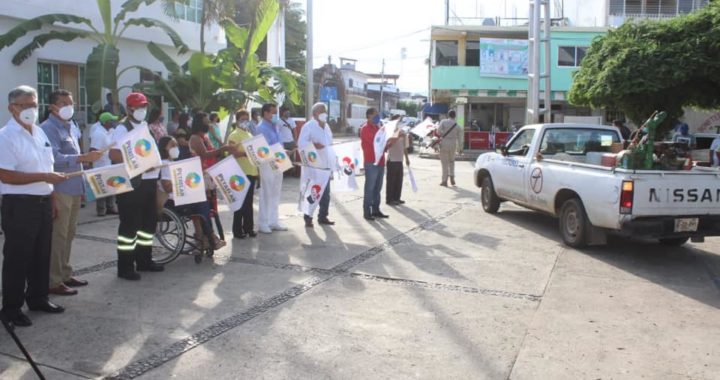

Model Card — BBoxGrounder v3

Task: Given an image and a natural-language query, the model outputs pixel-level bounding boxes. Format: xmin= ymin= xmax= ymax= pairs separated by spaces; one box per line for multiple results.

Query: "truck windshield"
xmin=539 ymin=128 xmax=620 ymax=159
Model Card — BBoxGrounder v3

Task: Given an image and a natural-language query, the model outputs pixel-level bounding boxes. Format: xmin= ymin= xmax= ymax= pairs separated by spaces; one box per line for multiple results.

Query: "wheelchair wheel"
xmin=153 ymin=208 xmax=186 ymax=264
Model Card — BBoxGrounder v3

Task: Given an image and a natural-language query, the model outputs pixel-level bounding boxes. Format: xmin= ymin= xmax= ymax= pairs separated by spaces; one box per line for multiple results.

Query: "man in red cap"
xmin=108 ymin=92 xmax=164 ymax=280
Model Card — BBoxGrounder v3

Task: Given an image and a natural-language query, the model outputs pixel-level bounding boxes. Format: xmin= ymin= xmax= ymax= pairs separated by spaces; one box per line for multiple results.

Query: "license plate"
xmin=674 ymin=218 xmax=699 ymax=232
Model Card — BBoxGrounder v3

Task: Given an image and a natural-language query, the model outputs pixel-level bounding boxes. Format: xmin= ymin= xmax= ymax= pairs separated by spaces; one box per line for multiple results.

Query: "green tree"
xmin=0 ymin=0 xmax=189 ymax=114
xmin=569 ymin=2 xmax=720 ymax=132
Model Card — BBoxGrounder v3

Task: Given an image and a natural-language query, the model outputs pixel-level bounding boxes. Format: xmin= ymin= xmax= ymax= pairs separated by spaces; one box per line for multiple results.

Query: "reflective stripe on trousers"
xmin=117 ymin=234 xmax=136 ymax=252
xmin=136 ymin=230 xmax=154 ymax=247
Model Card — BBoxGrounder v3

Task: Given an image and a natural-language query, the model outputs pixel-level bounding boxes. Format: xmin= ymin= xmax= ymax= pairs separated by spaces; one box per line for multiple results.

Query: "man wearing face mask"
xmin=109 ymin=92 xmax=164 ymax=280
xmin=297 ymin=102 xmax=335 ymax=227
xmin=0 ymin=85 xmax=68 ymax=327
xmin=90 ymin=112 xmax=119 ymax=216
xmin=41 ymin=90 xmax=103 ymax=296
xmin=256 ymin=103 xmax=287 ymax=234
xmin=360 ymin=108 xmax=390 ymax=221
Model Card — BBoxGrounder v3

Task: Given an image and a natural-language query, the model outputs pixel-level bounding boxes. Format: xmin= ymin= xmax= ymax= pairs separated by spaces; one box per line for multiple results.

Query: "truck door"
xmin=493 ymin=128 xmax=535 ymax=203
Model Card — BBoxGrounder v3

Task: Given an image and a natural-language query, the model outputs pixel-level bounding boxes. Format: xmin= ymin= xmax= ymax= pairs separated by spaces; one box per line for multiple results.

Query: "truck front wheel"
xmin=559 ymin=198 xmax=589 ymax=248
xmin=481 ymin=176 xmax=501 ymax=214
xmin=658 ymin=237 xmax=689 ymax=246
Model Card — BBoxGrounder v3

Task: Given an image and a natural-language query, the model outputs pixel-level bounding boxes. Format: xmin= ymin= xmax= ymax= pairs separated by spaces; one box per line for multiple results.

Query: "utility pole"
xmin=305 ymin=0 xmax=313 ymax=118
xmin=527 ymin=0 xmax=551 ymax=124
xmin=445 ymin=0 xmax=450 ymax=25
xmin=379 ymin=59 xmax=385 ymax=117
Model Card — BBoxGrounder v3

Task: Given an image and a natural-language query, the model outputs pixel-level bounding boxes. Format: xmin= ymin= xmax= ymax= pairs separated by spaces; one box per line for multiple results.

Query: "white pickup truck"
xmin=474 ymin=123 xmax=720 ymax=247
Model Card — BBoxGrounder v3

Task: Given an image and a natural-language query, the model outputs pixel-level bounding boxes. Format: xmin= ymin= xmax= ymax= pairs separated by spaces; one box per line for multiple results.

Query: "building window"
xmin=466 ymin=40 xmax=480 ymax=66
xmin=348 ymin=78 xmax=354 ymax=88
xmin=435 ymin=40 xmax=458 ymax=66
xmin=37 ymin=62 xmax=59 ymax=122
xmin=175 ymin=0 xmax=203 ymax=23
xmin=558 ymin=46 xmax=587 ymax=67
xmin=37 ymin=62 xmax=90 ymax=124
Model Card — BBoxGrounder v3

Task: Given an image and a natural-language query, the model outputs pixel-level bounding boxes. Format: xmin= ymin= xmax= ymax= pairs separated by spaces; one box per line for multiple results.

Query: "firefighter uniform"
xmin=111 ymin=93 xmax=163 ymax=280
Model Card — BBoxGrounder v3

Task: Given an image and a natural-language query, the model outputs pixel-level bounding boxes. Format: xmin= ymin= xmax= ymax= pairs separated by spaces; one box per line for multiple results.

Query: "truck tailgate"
xmin=632 ymin=172 xmax=720 ymax=216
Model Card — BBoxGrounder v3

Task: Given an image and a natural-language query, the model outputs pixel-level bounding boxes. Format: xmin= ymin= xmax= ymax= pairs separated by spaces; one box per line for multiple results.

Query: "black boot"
xmin=136 ymin=250 xmax=164 ymax=272
xmin=117 ymin=253 xmax=141 ymax=280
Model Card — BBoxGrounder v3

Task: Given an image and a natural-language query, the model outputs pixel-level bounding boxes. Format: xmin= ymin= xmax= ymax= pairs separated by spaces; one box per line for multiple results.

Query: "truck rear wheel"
xmin=559 ymin=198 xmax=589 ymax=248
xmin=481 ymin=176 xmax=501 ymax=214
xmin=658 ymin=237 xmax=689 ymax=246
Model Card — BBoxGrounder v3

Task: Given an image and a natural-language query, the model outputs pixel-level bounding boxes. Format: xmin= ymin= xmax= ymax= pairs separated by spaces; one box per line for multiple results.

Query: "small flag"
xmin=167 ymin=157 xmax=207 ymax=206
xmin=241 ymin=134 xmax=272 ymax=167
xmin=299 ymin=142 xmax=328 ymax=169
xmin=117 ymin=124 xmax=162 ymax=178
xmin=83 ymin=164 xmax=134 ymax=199
xmin=410 ymin=117 xmax=436 ymax=138
xmin=332 ymin=141 xmax=359 ymax=192
xmin=298 ymin=169 xmax=331 ymax=216
xmin=207 ymin=156 xmax=250 ymax=212
xmin=269 ymin=143 xmax=293 ymax=172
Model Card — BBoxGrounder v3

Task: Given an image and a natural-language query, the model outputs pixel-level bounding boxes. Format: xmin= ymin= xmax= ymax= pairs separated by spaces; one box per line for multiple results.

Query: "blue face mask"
xmin=272 ymin=114 xmax=280 ymax=124
xmin=372 ymin=115 xmax=381 ymax=125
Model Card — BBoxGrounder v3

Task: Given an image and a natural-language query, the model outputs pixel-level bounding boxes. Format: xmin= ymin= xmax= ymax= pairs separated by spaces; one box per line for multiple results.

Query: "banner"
xmin=167 ymin=157 xmax=207 ymax=206
xmin=206 ymin=156 xmax=250 ymax=212
xmin=480 ymin=38 xmax=528 ymax=76
xmin=298 ymin=169 xmax=331 ymax=216
xmin=269 ymin=143 xmax=293 ymax=172
xmin=406 ymin=166 xmax=418 ymax=193
xmin=410 ymin=117 xmax=436 ymax=137
xmin=83 ymin=163 xmax=134 ymax=199
xmin=373 ymin=127 xmax=387 ymax=165
xmin=299 ymin=142 xmax=328 ymax=169
xmin=332 ymin=142 xmax=359 ymax=192
xmin=241 ymin=134 xmax=273 ymax=167
xmin=117 ymin=124 xmax=162 ymax=178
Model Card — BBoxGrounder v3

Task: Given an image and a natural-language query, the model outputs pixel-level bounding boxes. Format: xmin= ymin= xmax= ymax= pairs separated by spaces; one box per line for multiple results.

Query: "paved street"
xmin=1 ymin=151 xmax=719 ymax=380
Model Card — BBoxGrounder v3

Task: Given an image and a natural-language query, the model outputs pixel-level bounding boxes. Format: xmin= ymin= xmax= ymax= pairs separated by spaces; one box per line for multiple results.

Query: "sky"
xmin=298 ymin=0 xmax=600 ymax=95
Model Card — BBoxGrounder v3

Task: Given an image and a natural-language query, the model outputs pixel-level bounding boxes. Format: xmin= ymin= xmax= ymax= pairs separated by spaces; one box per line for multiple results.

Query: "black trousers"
xmin=386 ymin=161 xmax=404 ymax=203
xmin=1 ymin=194 xmax=52 ymax=313
xmin=233 ymin=175 xmax=257 ymax=235
xmin=116 ymin=179 xmax=158 ymax=274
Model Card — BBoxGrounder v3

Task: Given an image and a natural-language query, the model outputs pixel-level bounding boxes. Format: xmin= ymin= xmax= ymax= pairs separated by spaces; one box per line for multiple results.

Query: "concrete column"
xmin=456 ymin=104 xmax=465 ymax=153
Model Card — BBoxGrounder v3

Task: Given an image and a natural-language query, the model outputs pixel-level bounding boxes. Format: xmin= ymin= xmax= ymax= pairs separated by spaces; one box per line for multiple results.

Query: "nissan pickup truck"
xmin=474 ymin=123 xmax=720 ymax=247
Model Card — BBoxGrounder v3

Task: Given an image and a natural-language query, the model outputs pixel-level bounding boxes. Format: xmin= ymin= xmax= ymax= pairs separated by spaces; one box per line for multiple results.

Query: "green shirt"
xmin=228 ymin=128 xmax=259 ymax=176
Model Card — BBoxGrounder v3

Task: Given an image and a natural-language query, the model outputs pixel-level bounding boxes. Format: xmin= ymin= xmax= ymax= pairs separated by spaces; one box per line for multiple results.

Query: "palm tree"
xmin=0 ymin=0 xmax=189 ymax=113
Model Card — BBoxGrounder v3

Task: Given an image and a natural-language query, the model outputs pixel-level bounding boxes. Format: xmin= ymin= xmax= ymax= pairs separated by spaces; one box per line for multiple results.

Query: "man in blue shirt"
xmin=40 ymin=90 xmax=102 ymax=296
xmin=256 ymin=103 xmax=287 ymax=233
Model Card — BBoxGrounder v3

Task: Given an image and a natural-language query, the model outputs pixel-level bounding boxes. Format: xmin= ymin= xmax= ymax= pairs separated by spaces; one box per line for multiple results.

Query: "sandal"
xmin=212 ymin=234 xmax=227 ymax=250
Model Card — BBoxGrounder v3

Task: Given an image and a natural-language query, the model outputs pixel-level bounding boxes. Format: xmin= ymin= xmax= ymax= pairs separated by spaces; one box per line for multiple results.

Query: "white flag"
xmin=332 ymin=142 xmax=358 ymax=192
xmin=83 ymin=164 xmax=134 ymax=199
xmin=167 ymin=157 xmax=207 ymax=206
xmin=406 ymin=166 xmax=418 ymax=193
xmin=298 ymin=169 xmax=331 ymax=216
xmin=117 ymin=124 xmax=162 ymax=178
xmin=269 ymin=143 xmax=293 ymax=172
xmin=299 ymin=142 xmax=328 ymax=169
xmin=241 ymin=134 xmax=272 ymax=167
xmin=410 ymin=117 xmax=436 ymax=138
xmin=207 ymin=156 xmax=250 ymax=212
xmin=373 ymin=127 xmax=387 ymax=165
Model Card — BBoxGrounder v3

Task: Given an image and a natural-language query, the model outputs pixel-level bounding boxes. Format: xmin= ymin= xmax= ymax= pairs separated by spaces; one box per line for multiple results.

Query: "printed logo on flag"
xmin=307 ymin=151 xmax=318 ymax=163
xmin=257 ymin=146 xmax=271 ymax=159
xmin=306 ymin=184 xmax=322 ymax=204
xmin=229 ymin=175 xmax=245 ymax=191
xmin=106 ymin=176 xmax=127 ymax=188
xmin=134 ymin=139 xmax=152 ymax=157
xmin=185 ymin=172 xmax=202 ymax=188
xmin=341 ymin=156 xmax=355 ymax=175
xmin=275 ymin=151 xmax=288 ymax=163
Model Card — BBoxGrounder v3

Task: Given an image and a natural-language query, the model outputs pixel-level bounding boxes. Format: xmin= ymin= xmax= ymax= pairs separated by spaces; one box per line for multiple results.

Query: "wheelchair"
xmin=153 ymin=194 xmax=225 ymax=264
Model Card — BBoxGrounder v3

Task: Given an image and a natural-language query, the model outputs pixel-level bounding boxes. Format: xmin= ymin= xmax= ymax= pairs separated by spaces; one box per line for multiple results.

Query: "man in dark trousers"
xmin=385 ymin=115 xmax=410 ymax=206
xmin=109 ymin=92 xmax=164 ymax=280
xmin=0 ymin=85 xmax=67 ymax=327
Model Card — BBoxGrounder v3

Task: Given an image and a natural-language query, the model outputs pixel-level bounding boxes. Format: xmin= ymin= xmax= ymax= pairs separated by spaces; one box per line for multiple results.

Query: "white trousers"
xmin=258 ymin=164 xmax=283 ymax=229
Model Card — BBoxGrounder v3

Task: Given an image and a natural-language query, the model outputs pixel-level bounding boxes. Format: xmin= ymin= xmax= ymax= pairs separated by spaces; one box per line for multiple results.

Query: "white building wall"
xmin=0 ymin=0 xmax=224 ymax=125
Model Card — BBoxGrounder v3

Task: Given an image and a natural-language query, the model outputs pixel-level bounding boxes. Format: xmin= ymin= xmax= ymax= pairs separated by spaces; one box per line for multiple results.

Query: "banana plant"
xmin=0 ymin=0 xmax=189 ymax=114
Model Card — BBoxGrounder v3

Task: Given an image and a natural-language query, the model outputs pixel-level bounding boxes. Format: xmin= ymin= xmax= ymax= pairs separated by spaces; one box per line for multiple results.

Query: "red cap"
xmin=126 ymin=92 xmax=148 ymax=108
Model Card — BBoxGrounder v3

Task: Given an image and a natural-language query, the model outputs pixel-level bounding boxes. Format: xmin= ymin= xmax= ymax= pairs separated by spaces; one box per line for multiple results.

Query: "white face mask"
xmin=318 ymin=113 xmax=328 ymax=123
xmin=168 ymin=146 xmax=180 ymax=159
xmin=132 ymin=108 xmax=147 ymax=122
xmin=19 ymin=107 xmax=38 ymax=125
xmin=58 ymin=105 xmax=74 ymax=121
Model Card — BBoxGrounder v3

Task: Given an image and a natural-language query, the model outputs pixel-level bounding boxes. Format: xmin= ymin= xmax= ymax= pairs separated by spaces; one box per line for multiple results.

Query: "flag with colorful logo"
xmin=298 ymin=169 xmax=331 ymax=216
xmin=240 ymin=134 xmax=272 ymax=167
xmin=269 ymin=143 xmax=293 ymax=172
xmin=332 ymin=141 xmax=359 ymax=192
xmin=83 ymin=164 xmax=134 ymax=199
xmin=206 ymin=156 xmax=250 ymax=212
xmin=167 ymin=157 xmax=207 ymax=206
xmin=299 ymin=142 xmax=328 ymax=169
xmin=117 ymin=124 xmax=162 ymax=178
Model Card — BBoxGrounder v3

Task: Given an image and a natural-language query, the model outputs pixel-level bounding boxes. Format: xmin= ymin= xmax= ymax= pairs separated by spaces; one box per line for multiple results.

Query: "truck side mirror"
xmin=497 ymin=145 xmax=508 ymax=156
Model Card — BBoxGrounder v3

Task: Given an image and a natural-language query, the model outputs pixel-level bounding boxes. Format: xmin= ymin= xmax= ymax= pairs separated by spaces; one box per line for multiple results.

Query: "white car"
xmin=474 ymin=123 xmax=720 ymax=247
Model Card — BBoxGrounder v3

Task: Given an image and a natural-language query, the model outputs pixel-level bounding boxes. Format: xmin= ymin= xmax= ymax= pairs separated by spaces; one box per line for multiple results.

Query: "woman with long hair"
xmin=174 ymin=112 xmax=192 ymax=159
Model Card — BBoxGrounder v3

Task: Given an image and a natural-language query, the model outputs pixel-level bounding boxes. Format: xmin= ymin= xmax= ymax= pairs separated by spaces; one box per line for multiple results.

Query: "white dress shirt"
xmin=90 ymin=125 xmax=114 ymax=168
xmin=0 ymin=118 xmax=54 ymax=195
xmin=298 ymin=119 xmax=336 ymax=167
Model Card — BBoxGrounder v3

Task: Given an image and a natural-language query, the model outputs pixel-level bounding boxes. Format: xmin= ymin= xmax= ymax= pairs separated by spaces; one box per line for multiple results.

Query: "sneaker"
xmin=258 ymin=226 xmax=272 ymax=234
xmin=270 ymin=223 xmax=288 ymax=231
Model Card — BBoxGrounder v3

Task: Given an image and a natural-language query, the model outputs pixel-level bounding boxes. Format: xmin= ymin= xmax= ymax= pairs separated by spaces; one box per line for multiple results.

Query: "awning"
xmin=422 ymin=103 xmax=449 ymax=115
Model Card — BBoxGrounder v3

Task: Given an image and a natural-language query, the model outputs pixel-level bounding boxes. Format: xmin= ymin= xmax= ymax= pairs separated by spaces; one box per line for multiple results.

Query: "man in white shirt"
xmin=709 ymin=135 xmax=720 ymax=166
xmin=297 ymin=102 xmax=335 ymax=227
xmin=0 ymin=85 xmax=68 ymax=327
xmin=90 ymin=112 xmax=118 ymax=216
xmin=109 ymin=92 xmax=164 ymax=280
xmin=278 ymin=106 xmax=297 ymax=151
